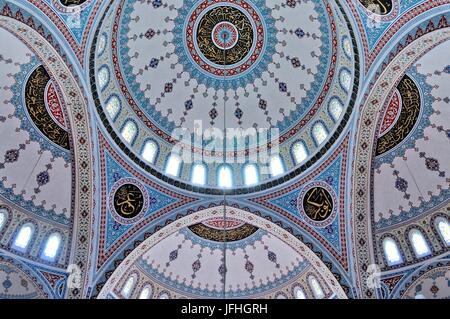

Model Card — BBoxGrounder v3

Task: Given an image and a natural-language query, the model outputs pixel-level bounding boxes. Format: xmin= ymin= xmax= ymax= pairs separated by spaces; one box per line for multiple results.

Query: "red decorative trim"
xmin=95 ymin=131 xmax=199 ymax=270
xmin=250 ymin=134 xmax=350 ymax=271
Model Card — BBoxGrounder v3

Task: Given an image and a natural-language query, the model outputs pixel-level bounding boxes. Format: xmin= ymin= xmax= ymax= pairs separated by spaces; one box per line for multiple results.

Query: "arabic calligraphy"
xmin=196 ymin=6 xmax=253 ymax=65
xmin=113 ymin=184 xmax=144 ymax=219
xmin=25 ymin=66 xmax=70 ymax=150
xmin=376 ymin=75 xmax=421 ymax=156
xmin=302 ymin=187 xmax=334 ymax=222
xmin=188 ymin=222 xmax=258 ymax=242
xmin=358 ymin=0 xmax=393 ymax=15
xmin=59 ymin=0 xmax=87 ymax=6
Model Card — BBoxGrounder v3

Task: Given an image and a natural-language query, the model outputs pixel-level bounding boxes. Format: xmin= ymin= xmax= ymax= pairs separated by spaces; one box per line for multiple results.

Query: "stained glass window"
xmin=98 ymin=66 xmax=110 ymax=90
xmin=191 ymin=163 xmax=207 ymax=185
xmin=292 ymin=141 xmax=308 ymax=165
xmin=339 ymin=69 xmax=352 ymax=92
xmin=0 ymin=209 xmax=6 ymax=230
xmin=436 ymin=218 xmax=450 ymax=246
xmin=312 ymin=122 xmax=328 ymax=146
xmin=13 ymin=224 xmax=34 ymax=251
xmin=269 ymin=155 xmax=285 ymax=177
xmin=139 ymin=286 xmax=152 ymax=299
xmin=142 ymin=140 xmax=158 ymax=164
xmin=42 ymin=233 xmax=62 ymax=261
xmin=329 ymin=98 xmax=343 ymax=121
xmin=243 ymin=164 xmax=259 ymax=186
xmin=343 ymin=37 xmax=352 ymax=57
xmin=382 ymin=237 xmax=403 ymax=265
xmin=218 ymin=165 xmax=233 ymax=188
xmin=121 ymin=276 xmax=136 ymax=299
xmin=409 ymin=229 xmax=431 ymax=258
xmin=121 ymin=121 xmax=137 ymax=144
xmin=309 ymin=276 xmax=324 ymax=299
xmin=106 ymin=96 xmax=121 ymax=120
xmin=165 ymin=154 xmax=182 ymax=177
xmin=97 ymin=34 xmax=107 ymax=56
xmin=294 ymin=286 xmax=306 ymax=299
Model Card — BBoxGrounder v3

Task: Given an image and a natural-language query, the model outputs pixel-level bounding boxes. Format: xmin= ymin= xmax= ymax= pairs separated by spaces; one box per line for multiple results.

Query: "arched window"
xmin=98 ymin=66 xmax=110 ymax=90
xmin=191 ymin=163 xmax=207 ymax=186
xmin=409 ymin=229 xmax=431 ymax=258
xmin=121 ymin=121 xmax=138 ymax=144
xmin=293 ymin=286 xmax=306 ymax=299
xmin=165 ymin=154 xmax=182 ymax=177
xmin=339 ymin=69 xmax=351 ymax=92
xmin=269 ymin=155 xmax=285 ymax=177
xmin=312 ymin=122 xmax=328 ymax=146
xmin=329 ymin=98 xmax=343 ymax=122
xmin=158 ymin=292 xmax=170 ymax=299
xmin=309 ymin=276 xmax=324 ymax=299
xmin=0 ymin=208 xmax=7 ymax=230
xmin=343 ymin=36 xmax=352 ymax=58
xmin=105 ymin=95 xmax=121 ymax=120
xmin=415 ymin=293 xmax=426 ymax=299
xmin=139 ymin=286 xmax=152 ymax=299
xmin=97 ymin=33 xmax=107 ymax=56
xmin=382 ymin=237 xmax=403 ymax=266
xmin=243 ymin=164 xmax=259 ymax=186
xmin=13 ymin=223 xmax=34 ymax=251
xmin=292 ymin=141 xmax=308 ymax=165
xmin=42 ymin=232 xmax=62 ymax=261
xmin=121 ymin=276 xmax=136 ymax=299
xmin=218 ymin=165 xmax=233 ymax=188
xmin=435 ymin=217 xmax=450 ymax=246
xmin=141 ymin=140 xmax=158 ymax=164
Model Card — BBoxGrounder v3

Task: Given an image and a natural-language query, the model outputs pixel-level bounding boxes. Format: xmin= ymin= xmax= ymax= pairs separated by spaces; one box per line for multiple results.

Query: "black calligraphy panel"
xmin=25 ymin=66 xmax=70 ymax=150
xmin=358 ymin=0 xmax=393 ymax=15
xmin=59 ymin=0 xmax=87 ymax=6
xmin=376 ymin=75 xmax=421 ymax=156
xmin=302 ymin=186 xmax=334 ymax=222
xmin=113 ymin=183 xmax=145 ymax=219
xmin=188 ymin=223 xmax=258 ymax=242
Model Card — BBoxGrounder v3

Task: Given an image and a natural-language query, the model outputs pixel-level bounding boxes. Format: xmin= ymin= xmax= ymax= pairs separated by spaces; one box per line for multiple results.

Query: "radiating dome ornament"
xmin=92 ymin=0 xmax=358 ymax=192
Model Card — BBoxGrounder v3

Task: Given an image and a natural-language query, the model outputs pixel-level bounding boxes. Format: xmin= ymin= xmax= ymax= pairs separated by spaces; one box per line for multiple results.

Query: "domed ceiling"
xmin=91 ymin=0 xmax=357 ymax=192
xmin=0 ymin=0 xmax=448 ymax=301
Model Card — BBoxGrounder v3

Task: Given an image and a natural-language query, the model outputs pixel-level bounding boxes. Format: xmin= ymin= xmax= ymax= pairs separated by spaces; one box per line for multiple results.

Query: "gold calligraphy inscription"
xmin=376 ymin=75 xmax=421 ymax=156
xmin=358 ymin=0 xmax=393 ymax=15
xmin=303 ymin=187 xmax=334 ymax=222
xmin=25 ymin=66 xmax=70 ymax=150
xmin=113 ymin=184 xmax=144 ymax=218
xmin=188 ymin=223 xmax=258 ymax=242
xmin=196 ymin=6 xmax=253 ymax=65
xmin=59 ymin=0 xmax=87 ymax=6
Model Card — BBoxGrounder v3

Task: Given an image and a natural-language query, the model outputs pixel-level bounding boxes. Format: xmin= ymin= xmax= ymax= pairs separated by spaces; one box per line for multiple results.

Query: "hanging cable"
xmin=221 ymin=12 xmax=228 ymax=299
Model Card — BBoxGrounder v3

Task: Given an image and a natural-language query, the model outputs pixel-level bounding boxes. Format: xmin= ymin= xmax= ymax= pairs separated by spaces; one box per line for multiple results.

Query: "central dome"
xmin=91 ymin=0 xmax=358 ymax=192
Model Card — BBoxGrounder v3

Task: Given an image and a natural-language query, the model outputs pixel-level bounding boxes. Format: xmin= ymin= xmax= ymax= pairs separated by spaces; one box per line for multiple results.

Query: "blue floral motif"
xmin=118 ymin=0 xmax=333 ymax=137
xmin=268 ymin=155 xmax=343 ymax=254
xmin=104 ymin=150 xmax=179 ymax=249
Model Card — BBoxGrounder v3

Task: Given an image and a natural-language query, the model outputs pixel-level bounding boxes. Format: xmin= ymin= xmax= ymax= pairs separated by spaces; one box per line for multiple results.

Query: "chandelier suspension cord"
xmin=221 ymin=15 xmax=228 ymax=300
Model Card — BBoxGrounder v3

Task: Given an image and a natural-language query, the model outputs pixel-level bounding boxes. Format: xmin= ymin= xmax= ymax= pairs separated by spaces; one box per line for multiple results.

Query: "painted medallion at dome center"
xmin=116 ymin=0 xmax=334 ymax=136
xmin=94 ymin=0 xmax=356 ymax=190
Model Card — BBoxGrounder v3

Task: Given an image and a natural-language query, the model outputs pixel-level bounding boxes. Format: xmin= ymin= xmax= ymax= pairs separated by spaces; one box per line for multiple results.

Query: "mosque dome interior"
xmin=0 ymin=0 xmax=448 ymax=300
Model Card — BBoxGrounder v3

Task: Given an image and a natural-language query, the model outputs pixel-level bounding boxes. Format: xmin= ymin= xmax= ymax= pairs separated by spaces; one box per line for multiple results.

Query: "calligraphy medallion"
xmin=298 ymin=181 xmax=337 ymax=227
xmin=184 ymin=1 xmax=265 ymax=78
xmin=109 ymin=178 xmax=149 ymax=224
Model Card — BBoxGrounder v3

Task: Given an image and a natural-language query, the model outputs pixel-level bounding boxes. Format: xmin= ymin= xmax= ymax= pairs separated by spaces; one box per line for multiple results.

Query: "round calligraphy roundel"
xmin=297 ymin=181 xmax=337 ymax=227
xmin=109 ymin=178 xmax=149 ymax=224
